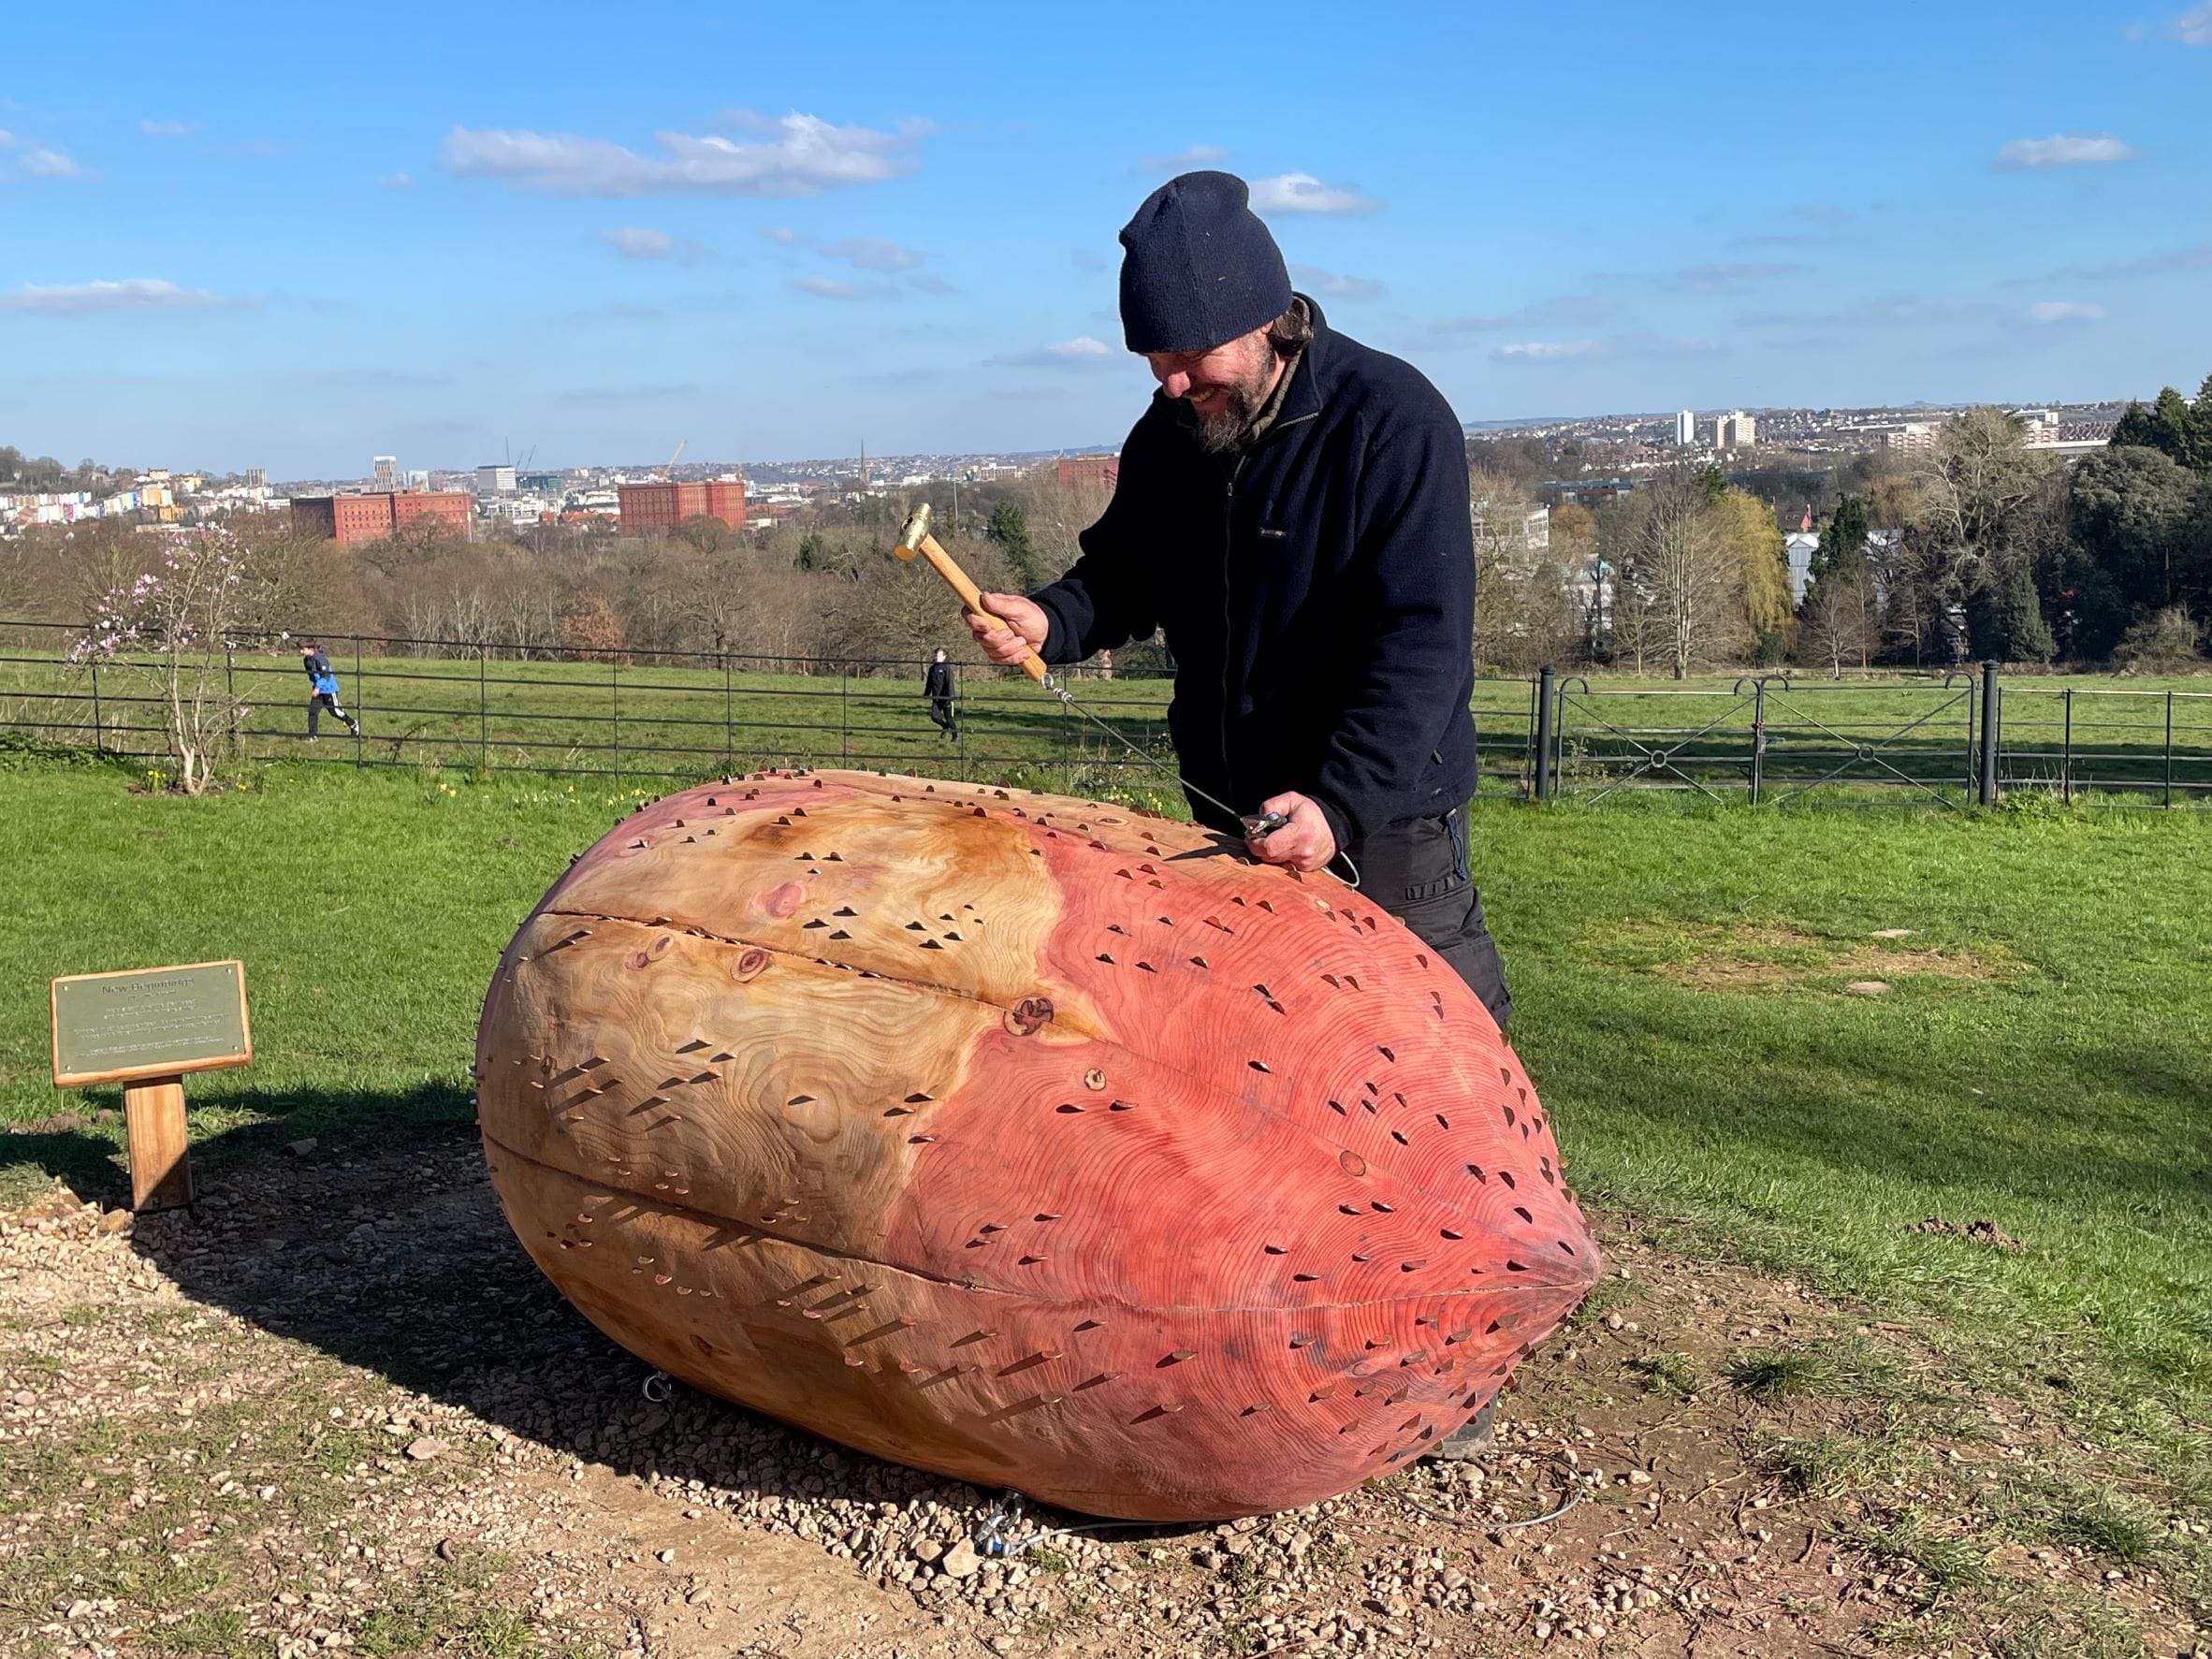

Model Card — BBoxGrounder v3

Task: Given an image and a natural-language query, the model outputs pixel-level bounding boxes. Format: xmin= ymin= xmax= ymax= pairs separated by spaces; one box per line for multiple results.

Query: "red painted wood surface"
xmin=475 ymin=769 xmax=1599 ymax=1520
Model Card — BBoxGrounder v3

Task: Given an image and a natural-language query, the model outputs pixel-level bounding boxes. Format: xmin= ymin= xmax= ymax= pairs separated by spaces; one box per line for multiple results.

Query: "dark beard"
xmin=1192 ymin=382 xmax=1265 ymax=454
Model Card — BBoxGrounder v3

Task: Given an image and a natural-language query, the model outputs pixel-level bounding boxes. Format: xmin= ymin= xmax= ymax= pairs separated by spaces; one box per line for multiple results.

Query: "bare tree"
xmin=1469 ymin=471 xmax=1575 ymax=673
xmin=1609 ymin=474 xmax=1750 ymax=677
xmin=1798 ymin=566 xmax=1876 ymax=677
xmin=1021 ymin=469 xmax=1114 ymax=584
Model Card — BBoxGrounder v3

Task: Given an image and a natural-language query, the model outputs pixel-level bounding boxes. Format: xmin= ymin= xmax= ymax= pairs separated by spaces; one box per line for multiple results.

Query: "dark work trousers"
xmin=308 ymin=691 xmax=357 ymax=736
xmin=1342 ymin=805 xmax=1512 ymax=1031
xmin=927 ymin=695 xmax=957 ymax=738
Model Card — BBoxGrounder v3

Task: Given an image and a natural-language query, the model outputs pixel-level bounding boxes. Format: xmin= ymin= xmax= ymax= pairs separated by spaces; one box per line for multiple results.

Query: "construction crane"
xmin=662 ymin=439 xmax=686 ymax=481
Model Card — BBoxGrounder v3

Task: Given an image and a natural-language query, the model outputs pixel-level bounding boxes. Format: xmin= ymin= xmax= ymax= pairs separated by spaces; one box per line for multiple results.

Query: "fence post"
xmin=477 ymin=643 xmax=488 ymax=774
xmin=722 ymin=652 xmax=734 ymax=775
xmin=612 ymin=662 xmax=621 ymax=788
xmin=2061 ymin=687 xmax=2073 ymax=806
xmin=841 ymin=673 xmax=850 ymax=762
xmin=90 ymin=659 xmax=104 ymax=754
xmin=1522 ymin=677 xmax=1536 ymax=797
xmin=1978 ymin=659 xmax=2000 ymax=807
xmin=353 ymin=636 xmax=364 ymax=769
xmin=1533 ymin=664 xmax=1556 ymax=801
xmin=1749 ymin=679 xmax=1767 ymax=806
xmin=2165 ymin=691 xmax=2175 ymax=808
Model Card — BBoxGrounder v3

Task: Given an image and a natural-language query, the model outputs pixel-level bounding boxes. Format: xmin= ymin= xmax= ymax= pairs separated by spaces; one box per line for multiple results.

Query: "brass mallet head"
xmin=894 ymin=502 xmax=932 ymax=560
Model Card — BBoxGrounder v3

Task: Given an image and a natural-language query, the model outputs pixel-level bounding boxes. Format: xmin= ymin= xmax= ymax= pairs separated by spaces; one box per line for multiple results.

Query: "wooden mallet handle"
xmin=895 ymin=504 xmax=1049 ymax=682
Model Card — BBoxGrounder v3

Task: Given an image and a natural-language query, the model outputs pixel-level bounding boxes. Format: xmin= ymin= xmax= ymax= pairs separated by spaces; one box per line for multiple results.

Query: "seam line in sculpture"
xmin=481 ymin=1127 xmax=1588 ymax=1310
xmin=528 ymin=895 xmax=1568 ymax=1248
xmin=538 ymin=906 xmax=1109 ymax=1038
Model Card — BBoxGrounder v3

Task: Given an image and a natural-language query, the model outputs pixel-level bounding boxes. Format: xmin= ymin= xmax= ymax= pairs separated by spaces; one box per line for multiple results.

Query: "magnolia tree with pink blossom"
xmin=70 ymin=530 xmax=274 ymax=793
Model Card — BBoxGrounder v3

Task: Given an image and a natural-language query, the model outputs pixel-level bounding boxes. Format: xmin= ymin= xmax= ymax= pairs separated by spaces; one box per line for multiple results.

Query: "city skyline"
xmin=3 ymin=0 xmax=2209 ymax=475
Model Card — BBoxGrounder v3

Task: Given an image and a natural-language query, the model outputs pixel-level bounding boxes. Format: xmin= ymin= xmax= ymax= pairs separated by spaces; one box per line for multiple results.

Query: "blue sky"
xmin=2 ymin=0 xmax=2208 ymax=477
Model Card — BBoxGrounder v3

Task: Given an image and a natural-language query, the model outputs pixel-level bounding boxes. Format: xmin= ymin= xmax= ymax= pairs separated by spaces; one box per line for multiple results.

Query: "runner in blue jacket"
xmin=298 ymin=640 xmax=360 ymax=739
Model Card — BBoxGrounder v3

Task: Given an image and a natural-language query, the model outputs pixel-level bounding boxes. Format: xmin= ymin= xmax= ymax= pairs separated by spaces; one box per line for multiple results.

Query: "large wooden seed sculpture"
xmin=476 ymin=769 xmax=1600 ymax=1521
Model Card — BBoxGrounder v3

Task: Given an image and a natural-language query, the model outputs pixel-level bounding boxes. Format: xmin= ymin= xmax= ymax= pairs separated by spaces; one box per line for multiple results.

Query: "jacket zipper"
xmin=1214 ymin=396 xmax=1318 ymax=813
xmin=1220 ymin=456 xmax=1245 ymax=801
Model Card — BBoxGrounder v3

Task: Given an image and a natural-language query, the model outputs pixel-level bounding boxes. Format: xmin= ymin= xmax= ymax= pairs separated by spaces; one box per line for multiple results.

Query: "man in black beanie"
xmin=968 ymin=169 xmax=1511 ymax=1041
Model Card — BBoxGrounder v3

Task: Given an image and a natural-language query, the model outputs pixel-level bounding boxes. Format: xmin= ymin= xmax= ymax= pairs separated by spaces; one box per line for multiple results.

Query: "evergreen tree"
xmin=985 ymin=499 xmax=1040 ymax=588
xmin=1814 ymin=495 xmax=1870 ymax=580
xmin=2112 ymin=381 xmax=2212 ymax=473
xmin=1963 ymin=556 xmax=2055 ymax=662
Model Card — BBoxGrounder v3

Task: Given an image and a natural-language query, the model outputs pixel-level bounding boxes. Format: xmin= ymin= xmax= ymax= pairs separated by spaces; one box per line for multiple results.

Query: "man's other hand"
xmin=965 ymin=593 xmax=1048 ymax=665
xmin=1247 ymin=791 xmax=1337 ymax=873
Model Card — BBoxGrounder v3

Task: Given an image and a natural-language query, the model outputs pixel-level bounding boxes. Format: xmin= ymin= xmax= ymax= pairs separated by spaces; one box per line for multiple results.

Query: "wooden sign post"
xmin=50 ymin=960 xmax=252 ymax=1212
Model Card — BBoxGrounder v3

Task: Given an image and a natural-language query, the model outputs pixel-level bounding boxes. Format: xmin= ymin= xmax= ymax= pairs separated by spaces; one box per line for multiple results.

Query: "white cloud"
xmin=139 ymin=119 xmax=197 ymax=138
xmin=2047 ymin=240 xmax=2212 ymax=279
xmin=1428 ymin=296 xmax=1617 ymax=336
xmin=764 ymin=227 xmax=924 ymax=271
xmin=1490 ymin=334 xmax=1724 ymax=365
xmin=0 ymin=278 xmax=221 ymax=314
xmin=443 ymin=113 xmax=920 ymax=196
xmin=1290 ymin=263 xmax=1383 ymax=300
xmin=2026 ymin=300 xmax=2105 ymax=322
xmin=16 ymin=146 xmax=89 ymax=180
xmin=603 ymin=226 xmax=677 ymax=259
xmin=1248 ymin=171 xmax=1381 ymax=216
xmin=1138 ymin=143 xmax=1230 ymax=174
xmin=1493 ymin=340 xmax=1606 ymax=362
xmin=377 ymin=171 xmax=413 ymax=189
xmin=1993 ymin=132 xmax=2137 ymax=169
xmin=1670 ymin=261 xmax=1806 ymax=294
xmin=797 ymin=275 xmax=856 ymax=299
xmin=2172 ymin=2 xmax=2212 ymax=43
xmin=990 ymin=335 xmax=1117 ymax=368
xmin=0 ymin=129 xmax=15 ymax=148
xmin=820 ymin=235 xmax=921 ymax=272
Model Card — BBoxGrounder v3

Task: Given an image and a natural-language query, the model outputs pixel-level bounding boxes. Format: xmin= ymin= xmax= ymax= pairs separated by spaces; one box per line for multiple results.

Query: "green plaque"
xmin=51 ymin=960 xmax=252 ymax=1088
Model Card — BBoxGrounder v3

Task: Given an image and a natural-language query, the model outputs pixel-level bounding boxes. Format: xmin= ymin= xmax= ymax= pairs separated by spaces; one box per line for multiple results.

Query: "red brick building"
xmin=390 ymin=491 xmax=472 ymax=536
xmin=618 ymin=478 xmax=748 ymax=537
xmin=292 ymin=490 xmax=472 ymax=546
xmin=1055 ymin=455 xmax=1119 ymax=492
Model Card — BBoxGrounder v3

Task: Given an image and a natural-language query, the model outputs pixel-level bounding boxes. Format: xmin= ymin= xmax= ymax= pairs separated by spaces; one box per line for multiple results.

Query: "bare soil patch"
xmin=1 ymin=1135 xmax=2196 ymax=1658
xmin=1595 ymin=920 xmax=2016 ymax=995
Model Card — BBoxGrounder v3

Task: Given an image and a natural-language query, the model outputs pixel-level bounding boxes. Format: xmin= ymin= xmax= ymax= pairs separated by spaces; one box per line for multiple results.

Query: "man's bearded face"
xmin=1143 ymin=329 xmax=1281 ymax=453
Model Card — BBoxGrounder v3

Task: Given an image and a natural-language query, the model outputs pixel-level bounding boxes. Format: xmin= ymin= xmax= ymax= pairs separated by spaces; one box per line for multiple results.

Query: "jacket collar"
xmin=1267 ymin=294 xmax=1327 ymax=434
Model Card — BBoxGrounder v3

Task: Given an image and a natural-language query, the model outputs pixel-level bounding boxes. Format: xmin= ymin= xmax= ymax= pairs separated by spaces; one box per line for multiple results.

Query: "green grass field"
xmin=1 ymin=752 xmax=2208 ymax=1643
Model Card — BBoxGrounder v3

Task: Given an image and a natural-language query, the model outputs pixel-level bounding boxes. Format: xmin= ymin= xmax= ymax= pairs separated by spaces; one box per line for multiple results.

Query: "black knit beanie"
xmin=1117 ymin=170 xmax=1292 ymax=355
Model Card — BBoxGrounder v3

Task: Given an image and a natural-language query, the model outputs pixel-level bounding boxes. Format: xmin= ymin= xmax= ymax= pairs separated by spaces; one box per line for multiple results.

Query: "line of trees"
xmin=3 ymin=467 xmax=1119 ymax=676
xmin=1473 ymin=378 xmax=2212 ymax=677
xmin=11 ymin=374 xmax=2210 ymax=684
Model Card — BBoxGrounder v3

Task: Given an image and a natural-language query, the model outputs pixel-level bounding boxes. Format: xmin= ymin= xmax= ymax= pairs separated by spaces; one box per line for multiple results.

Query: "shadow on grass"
xmin=11 ymin=1089 xmax=1200 ymax=1536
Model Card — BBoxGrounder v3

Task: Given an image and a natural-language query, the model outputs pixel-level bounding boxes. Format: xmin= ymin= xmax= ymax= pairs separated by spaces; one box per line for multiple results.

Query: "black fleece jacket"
xmin=1030 ymin=298 xmax=1477 ymax=849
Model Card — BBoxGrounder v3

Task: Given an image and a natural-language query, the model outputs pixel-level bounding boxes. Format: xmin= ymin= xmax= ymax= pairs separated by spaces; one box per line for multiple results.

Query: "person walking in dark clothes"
xmin=298 ymin=640 xmax=359 ymax=738
xmin=965 ymin=167 xmax=1513 ymax=1461
xmin=924 ymin=648 xmax=958 ymax=740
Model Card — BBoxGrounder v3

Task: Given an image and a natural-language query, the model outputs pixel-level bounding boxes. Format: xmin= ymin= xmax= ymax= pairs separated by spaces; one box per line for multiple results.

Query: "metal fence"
xmin=0 ymin=618 xmax=1180 ymax=794
xmin=1510 ymin=661 xmax=2212 ymax=807
xmin=3 ymin=618 xmax=2207 ymax=807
